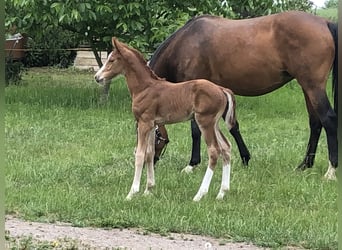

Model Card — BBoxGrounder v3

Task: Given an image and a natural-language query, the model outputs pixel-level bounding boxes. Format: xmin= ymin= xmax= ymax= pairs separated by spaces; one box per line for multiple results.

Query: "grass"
xmin=5 ymin=68 xmax=337 ymax=249
xmin=315 ymin=7 xmax=338 ymax=21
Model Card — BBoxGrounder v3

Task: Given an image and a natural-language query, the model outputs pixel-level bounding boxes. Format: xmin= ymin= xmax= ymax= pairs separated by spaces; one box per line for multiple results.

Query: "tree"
xmin=5 ymin=0 xmax=232 ymax=67
xmin=229 ymin=0 xmax=313 ymax=18
xmin=5 ymin=0 xmax=314 ymax=67
xmin=324 ymin=0 xmax=338 ymax=8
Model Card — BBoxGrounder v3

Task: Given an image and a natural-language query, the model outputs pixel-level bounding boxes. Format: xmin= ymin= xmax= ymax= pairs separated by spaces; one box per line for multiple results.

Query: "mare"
xmin=147 ymin=11 xmax=338 ymax=179
xmin=95 ymin=38 xmax=237 ymax=201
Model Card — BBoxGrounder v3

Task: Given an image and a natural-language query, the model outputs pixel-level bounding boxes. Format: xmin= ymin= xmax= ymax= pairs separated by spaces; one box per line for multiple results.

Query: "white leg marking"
xmin=126 ymin=169 xmax=142 ymax=200
xmin=324 ymin=161 xmax=337 ymax=180
xmin=193 ymin=167 xmax=214 ymax=201
xmin=126 ymin=152 xmax=145 ymax=200
xmin=144 ymin=162 xmax=155 ymax=196
xmin=181 ymin=165 xmax=195 ymax=174
xmin=216 ymin=163 xmax=231 ymax=200
xmin=144 ymin=131 xmax=155 ymax=196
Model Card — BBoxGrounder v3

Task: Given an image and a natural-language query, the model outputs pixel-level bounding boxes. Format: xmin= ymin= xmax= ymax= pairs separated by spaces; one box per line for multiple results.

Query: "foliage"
xmin=229 ymin=0 xmax=313 ymax=18
xmin=5 ymin=68 xmax=337 ymax=249
xmin=23 ymin=27 xmax=79 ymax=68
xmin=5 ymin=0 xmax=313 ymax=67
xmin=5 ymin=59 xmax=25 ymax=85
xmin=5 ymin=0 xmax=232 ymax=66
xmin=316 ymin=7 xmax=337 ymax=21
xmin=324 ymin=0 xmax=338 ymax=8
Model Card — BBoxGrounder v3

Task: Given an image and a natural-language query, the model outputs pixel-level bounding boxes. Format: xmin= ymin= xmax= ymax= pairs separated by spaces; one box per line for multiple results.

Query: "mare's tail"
xmin=221 ymin=88 xmax=236 ymax=130
xmin=327 ymin=22 xmax=338 ymax=113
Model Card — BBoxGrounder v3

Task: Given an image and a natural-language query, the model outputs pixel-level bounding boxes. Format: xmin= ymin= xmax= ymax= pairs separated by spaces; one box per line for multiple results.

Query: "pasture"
xmin=5 ymin=68 xmax=337 ymax=249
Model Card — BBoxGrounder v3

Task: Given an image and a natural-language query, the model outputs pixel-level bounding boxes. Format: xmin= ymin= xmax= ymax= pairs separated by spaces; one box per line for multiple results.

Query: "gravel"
xmin=5 ymin=216 xmax=269 ymax=249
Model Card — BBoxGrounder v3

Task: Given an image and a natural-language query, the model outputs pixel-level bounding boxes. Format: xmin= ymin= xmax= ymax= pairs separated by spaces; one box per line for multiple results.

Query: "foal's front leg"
xmin=126 ymin=122 xmax=153 ymax=200
xmin=144 ymin=129 xmax=156 ymax=196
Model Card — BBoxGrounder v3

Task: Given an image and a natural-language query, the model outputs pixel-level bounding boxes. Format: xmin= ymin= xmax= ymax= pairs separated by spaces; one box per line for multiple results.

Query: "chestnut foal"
xmin=95 ymin=38 xmax=237 ymax=201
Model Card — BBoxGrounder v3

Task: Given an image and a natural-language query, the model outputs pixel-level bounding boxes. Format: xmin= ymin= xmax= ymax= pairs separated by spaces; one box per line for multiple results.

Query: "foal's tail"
xmin=327 ymin=22 xmax=338 ymax=113
xmin=221 ymin=88 xmax=237 ymax=130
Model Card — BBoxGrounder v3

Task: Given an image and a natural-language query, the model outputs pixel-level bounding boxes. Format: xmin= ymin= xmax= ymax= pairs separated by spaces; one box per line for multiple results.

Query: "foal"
xmin=95 ymin=37 xmax=236 ymax=201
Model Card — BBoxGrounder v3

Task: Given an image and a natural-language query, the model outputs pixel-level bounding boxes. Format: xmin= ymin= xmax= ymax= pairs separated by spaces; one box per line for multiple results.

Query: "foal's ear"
xmin=112 ymin=37 xmax=119 ymax=51
xmin=112 ymin=37 xmax=125 ymax=56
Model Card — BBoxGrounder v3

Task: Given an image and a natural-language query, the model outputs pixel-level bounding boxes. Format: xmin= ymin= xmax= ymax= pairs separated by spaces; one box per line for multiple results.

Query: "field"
xmin=5 ymin=68 xmax=337 ymax=249
xmin=315 ymin=7 xmax=338 ymax=21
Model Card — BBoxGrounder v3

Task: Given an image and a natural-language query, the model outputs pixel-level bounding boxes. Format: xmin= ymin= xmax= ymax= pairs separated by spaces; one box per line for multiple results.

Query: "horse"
xmin=147 ymin=11 xmax=338 ymax=180
xmin=95 ymin=37 xmax=237 ymax=201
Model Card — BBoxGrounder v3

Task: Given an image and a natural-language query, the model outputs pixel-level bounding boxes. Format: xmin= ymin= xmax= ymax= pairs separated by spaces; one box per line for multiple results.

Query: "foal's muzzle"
xmin=94 ymin=75 xmax=103 ymax=84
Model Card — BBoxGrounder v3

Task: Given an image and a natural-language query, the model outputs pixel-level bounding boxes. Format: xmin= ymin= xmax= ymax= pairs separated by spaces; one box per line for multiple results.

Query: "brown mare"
xmin=146 ymin=11 xmax=338 ymax=179
xmin=95 ymin=38 xmax=237 ymax=201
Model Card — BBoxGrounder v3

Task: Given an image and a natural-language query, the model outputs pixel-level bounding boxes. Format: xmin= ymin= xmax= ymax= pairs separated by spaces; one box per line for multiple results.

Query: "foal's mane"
xmin=120 ymin=42 xmax=164 ymax=81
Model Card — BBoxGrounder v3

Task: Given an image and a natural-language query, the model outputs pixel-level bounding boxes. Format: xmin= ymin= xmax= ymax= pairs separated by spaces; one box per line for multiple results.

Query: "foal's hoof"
xmin=181 ymin=165 xmax=194 ymax=174
xmin=125 ymin=196 xmax=133 ymax=201
xmin=125 ymin=192 xmax=135 ymax=201
xmin=216 ymin=190 xmax=228 ymax=200
xmin=193 ymin=195 xmax=202 ymax=202
xmin=143 ymin=189 xmax=154 ymax=197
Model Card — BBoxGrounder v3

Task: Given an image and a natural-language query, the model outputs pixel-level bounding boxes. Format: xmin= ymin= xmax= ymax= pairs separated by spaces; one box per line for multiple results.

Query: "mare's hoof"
xmin=181 ymin=165 xmax=194 ymax=174
xmin=296 ymin=162 xmax=311 ymax=171
xmin=324 ymin=165 xmax=337 ymax=180
xmin=296 ymin=156 xmax=314 ymax=171
xmin=242 ymin=156 xmax=250 ymax=166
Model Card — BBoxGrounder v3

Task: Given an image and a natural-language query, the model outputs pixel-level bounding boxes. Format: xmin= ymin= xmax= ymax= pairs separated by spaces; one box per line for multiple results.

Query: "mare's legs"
xmin=182 ymin=120 xmax=202 ymax=173
xmin=302 ymin=87 xmax=337 ymax=180
xmin=230 ymin=121 xmax=250 ymax=166
xmin=154 ymin=125 xmax=169 ymax=164
xmin=216 ymin=130 xmax=232 ymax=200
xmin=126 ymin=122 xmax=154 ymax=200
xmin=297 ymin=92 xmax=322 ymax=170
xmin=183 ymin=119 xmax=249 ymax=173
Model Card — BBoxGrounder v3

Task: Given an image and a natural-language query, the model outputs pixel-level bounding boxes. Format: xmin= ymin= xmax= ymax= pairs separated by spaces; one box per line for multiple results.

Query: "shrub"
xmin=5 ymin=59 xmax=25 ymax=85
xmin=23 ymin=27 xmax=79 ymax=68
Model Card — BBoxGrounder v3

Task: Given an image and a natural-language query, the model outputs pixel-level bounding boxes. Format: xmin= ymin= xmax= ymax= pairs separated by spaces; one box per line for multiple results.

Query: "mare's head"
xmin=94 ymin=37 xmax=130 ymax=85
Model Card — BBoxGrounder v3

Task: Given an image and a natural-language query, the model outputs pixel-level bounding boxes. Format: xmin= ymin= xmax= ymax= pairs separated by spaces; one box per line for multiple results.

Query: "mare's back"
xmin=150 ymin=11 xmax=332 ymax=95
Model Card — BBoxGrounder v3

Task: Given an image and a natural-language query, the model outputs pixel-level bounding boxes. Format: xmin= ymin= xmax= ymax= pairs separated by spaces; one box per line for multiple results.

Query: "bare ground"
xmin=5 ymin=216 xmax=269 ymax=250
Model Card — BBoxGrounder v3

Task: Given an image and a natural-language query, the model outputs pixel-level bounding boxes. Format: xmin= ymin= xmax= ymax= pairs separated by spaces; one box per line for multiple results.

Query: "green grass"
xmin=315 ymin=7 xmax=338 ymax=21
xmin=5 ymin=68 xmax=337 ymax=249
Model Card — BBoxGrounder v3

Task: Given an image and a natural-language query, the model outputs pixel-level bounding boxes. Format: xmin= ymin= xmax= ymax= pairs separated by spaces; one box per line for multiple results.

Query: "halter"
xmin=155 ymin=125 xmax=169 ymax=158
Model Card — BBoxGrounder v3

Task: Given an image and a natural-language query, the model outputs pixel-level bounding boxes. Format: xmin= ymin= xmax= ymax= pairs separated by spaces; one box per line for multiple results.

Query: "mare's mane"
xmin=148 ymin=15 xmax=217 ymax=68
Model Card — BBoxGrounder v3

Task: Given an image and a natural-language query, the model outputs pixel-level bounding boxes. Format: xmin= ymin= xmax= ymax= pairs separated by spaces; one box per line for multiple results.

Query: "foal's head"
xmin=94 ymin=37 xmax=131 ymax=84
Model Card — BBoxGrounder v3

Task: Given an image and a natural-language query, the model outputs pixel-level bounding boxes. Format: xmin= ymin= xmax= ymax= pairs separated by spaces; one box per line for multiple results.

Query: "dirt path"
xmin=5 ymin=216 xmax=269 ymax=249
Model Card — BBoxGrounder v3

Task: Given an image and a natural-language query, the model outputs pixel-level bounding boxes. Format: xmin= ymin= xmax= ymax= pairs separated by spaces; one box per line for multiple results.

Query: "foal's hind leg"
xmin=216 ymin=130 xmax=232 ymax=200
xmin=193 ymin=117 xmax=220 ymax=201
